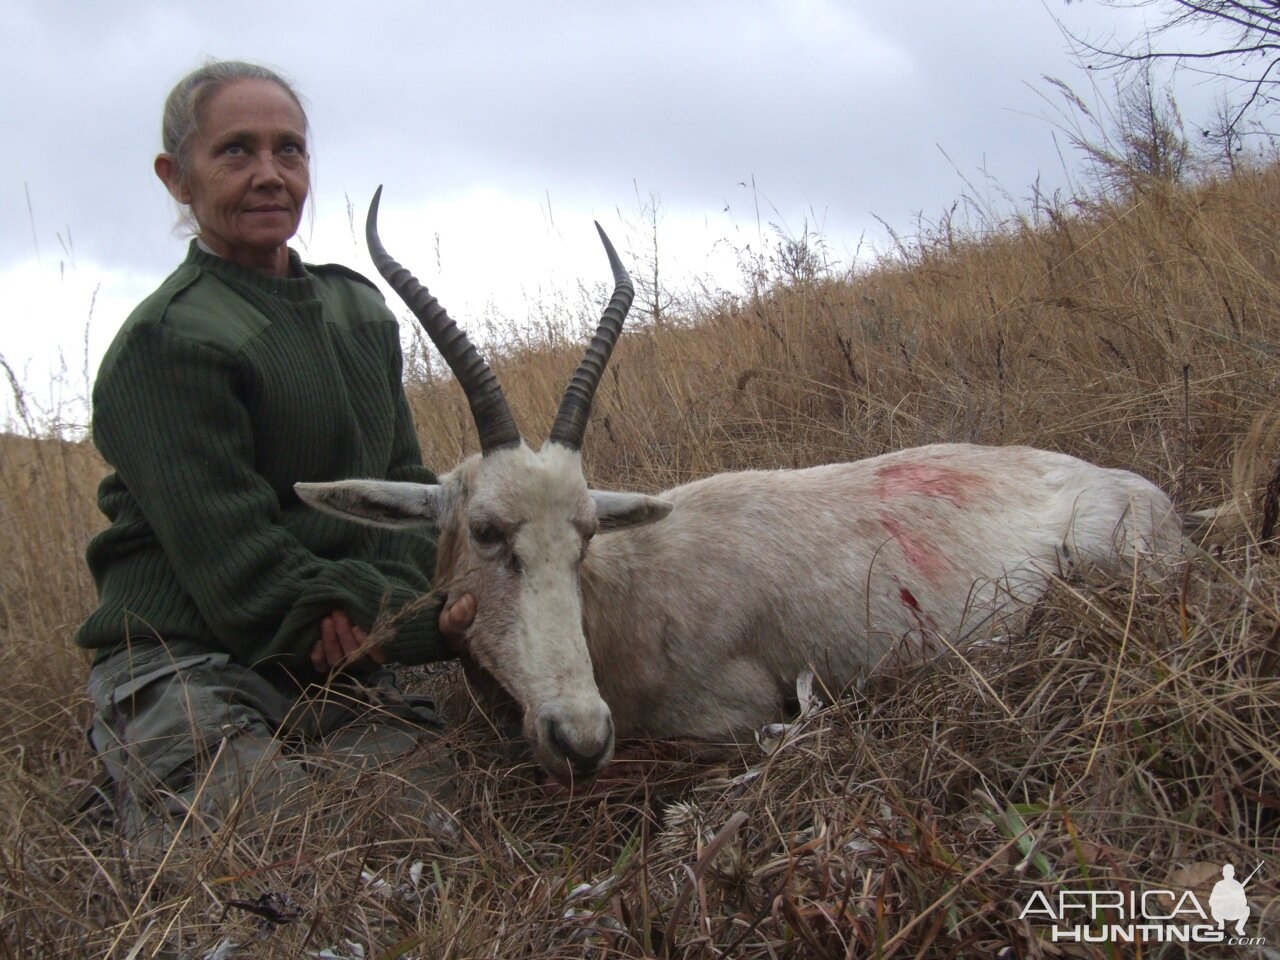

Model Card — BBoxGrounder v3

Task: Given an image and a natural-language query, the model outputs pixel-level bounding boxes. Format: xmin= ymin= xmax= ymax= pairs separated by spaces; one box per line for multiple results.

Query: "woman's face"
xmin=156 ymin=78 xmax=309 ymax=276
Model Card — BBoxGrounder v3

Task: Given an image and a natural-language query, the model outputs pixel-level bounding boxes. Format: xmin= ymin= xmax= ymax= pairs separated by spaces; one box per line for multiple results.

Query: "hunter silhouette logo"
xmin=1210 ymin=864 xmax=1256 ymax=936
xmin=1019 ymin=861 xmax=1265 ymax=946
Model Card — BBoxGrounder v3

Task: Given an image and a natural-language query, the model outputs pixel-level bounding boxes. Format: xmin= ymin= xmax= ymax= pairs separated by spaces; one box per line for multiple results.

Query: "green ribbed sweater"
xmin=76 ymin=242 xmax=449 ymax=671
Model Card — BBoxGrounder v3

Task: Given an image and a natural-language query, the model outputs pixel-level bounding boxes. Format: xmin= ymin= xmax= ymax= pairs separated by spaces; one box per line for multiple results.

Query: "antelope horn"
xmin=548 ymin=223 xmax=634 ymax=450
xmin=365 ymin=187 xmax=521 ymax=454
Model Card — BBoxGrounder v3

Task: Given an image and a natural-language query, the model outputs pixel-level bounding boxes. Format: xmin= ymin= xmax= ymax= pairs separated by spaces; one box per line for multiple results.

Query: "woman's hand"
xmin=440 ymin=593 xmax=476 ymax=653
xmin=310 ymin=609 xmax=384 ymax=672
xmin=309 ymin=594 xmax=476 ymax=672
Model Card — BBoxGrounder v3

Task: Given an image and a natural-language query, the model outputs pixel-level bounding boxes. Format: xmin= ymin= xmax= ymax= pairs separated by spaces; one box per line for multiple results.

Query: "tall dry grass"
xmin=411 ymin=163 xmax=1280 ymax=509
xmin=2 ymin=157 xmax=1280 ymax=957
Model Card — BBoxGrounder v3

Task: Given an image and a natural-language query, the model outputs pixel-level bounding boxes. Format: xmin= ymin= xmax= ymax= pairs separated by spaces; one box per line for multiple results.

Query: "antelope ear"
xmin=295 ymin=480 xmax=445 ymax=528
xmin=590 ymin=490 xmax=673 ymax=531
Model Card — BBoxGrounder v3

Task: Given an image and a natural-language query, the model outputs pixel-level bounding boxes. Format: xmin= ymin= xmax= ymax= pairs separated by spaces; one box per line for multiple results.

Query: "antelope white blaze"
xmin=475 ymin=443 xmax=614 ymax=781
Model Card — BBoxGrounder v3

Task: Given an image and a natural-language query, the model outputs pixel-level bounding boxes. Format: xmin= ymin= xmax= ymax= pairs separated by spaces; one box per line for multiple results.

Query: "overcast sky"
xmin=0 ymin=0 xmax=1232 ymax=432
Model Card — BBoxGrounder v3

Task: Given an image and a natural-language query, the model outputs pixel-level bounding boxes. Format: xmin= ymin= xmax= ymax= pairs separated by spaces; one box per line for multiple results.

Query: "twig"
xmin=662 ymin=811 xmax=748 ymax=957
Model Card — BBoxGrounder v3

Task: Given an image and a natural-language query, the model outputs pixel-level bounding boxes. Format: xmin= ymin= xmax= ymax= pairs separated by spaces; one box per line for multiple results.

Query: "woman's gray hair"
xmin=160 ymin=59 xmax=309 ymax=188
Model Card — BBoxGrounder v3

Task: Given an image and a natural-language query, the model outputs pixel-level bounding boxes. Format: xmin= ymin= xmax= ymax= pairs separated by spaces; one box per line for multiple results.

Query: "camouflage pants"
xmin=86 ymin=639 xmax=454 ymax=850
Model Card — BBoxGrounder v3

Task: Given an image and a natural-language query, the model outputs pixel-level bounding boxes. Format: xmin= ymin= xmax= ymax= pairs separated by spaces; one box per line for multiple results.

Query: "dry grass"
xmin=4 ymin=158 xmax=1280 ymax=957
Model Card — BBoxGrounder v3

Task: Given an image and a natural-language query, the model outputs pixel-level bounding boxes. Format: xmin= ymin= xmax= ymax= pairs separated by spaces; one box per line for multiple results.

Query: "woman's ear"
xmin=154 ymin=153 xmax=190 ymax=204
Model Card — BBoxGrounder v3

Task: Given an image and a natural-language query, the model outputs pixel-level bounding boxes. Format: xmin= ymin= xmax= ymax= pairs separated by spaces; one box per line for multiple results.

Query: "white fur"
xmin=296 ymin=441 xmax=1180 ymax=783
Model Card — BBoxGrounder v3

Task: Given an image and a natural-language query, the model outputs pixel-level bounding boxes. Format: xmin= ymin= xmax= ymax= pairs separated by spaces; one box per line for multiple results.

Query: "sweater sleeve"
xmin=91 ymin=322 xmax=451 ymax=669
xmin=347 ymin=334 xmax=453 ymax=665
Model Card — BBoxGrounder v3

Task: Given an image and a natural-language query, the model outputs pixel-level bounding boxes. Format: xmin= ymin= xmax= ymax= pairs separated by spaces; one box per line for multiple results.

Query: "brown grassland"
xmin=2 ymin=155 xmax=1280 ymax=957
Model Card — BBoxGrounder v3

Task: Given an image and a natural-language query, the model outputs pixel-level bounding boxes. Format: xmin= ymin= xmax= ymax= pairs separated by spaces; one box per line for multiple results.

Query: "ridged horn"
xmin=547 ymin=223 xmax=634 ymax=450
xmin=365 ymin=187 xmax=520 ymax=454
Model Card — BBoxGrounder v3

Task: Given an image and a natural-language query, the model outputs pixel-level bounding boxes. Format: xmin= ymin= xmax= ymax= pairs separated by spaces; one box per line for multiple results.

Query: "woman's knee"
xmin=85 ymin=643 xmax=296 ymax=821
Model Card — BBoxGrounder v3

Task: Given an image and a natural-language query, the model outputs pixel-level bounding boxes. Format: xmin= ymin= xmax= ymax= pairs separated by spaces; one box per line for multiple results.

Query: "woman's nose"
xmin=250 ymin=151 xmax=285 ymax=187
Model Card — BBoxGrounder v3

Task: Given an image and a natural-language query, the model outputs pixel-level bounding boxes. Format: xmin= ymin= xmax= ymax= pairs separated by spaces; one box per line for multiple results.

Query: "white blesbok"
xmin=297 ymin=189 xmax=1182 ymax=785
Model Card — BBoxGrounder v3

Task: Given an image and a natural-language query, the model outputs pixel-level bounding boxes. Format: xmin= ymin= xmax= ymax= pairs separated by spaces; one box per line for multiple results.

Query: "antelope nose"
xmin=546 ymin=712 xmax=614 ymax=777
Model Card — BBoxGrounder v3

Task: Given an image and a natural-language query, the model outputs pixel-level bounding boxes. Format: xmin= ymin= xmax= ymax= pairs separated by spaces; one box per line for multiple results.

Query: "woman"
xmin=77 ymin=60 xmax=473 ymax=844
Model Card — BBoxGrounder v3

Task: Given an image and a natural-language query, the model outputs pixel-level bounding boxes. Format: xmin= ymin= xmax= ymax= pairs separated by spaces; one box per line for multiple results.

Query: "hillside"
xmin=2 ymin=161 xmax=1278 ymax=957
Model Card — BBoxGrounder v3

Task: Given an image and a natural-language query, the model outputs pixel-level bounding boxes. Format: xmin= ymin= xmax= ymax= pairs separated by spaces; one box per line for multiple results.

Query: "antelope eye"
xmin=471 ymin=522 xmax=506 ymax=546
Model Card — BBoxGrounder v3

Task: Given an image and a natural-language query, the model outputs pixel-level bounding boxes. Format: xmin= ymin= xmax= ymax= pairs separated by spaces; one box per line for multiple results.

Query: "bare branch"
xmin=1061 ymin=0 xmax=1280 ymax=136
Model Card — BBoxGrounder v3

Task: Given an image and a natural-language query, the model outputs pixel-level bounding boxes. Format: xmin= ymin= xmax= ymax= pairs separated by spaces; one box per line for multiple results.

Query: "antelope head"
xmin=297 ymin=189 xmax=671 ymax=784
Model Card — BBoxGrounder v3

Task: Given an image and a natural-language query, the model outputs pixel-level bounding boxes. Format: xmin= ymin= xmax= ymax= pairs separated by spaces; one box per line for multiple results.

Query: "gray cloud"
xmin=1 ymin=1 xmax=1233 ymax=338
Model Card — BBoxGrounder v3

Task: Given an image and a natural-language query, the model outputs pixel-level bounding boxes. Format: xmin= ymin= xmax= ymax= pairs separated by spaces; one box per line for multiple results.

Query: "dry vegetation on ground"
xmin=2 ymin=158 xmax=1280 ymax=957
